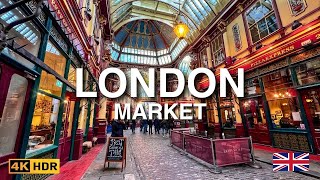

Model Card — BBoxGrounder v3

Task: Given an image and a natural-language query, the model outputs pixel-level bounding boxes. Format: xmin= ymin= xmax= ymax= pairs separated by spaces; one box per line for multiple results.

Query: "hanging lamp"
xmin=173 ymin=0 xmax=189 ymax=39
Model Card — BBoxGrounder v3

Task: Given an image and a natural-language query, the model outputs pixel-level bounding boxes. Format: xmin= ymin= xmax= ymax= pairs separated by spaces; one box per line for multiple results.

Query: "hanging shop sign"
xmin=104 ymin=137 xmax=127 ymax=171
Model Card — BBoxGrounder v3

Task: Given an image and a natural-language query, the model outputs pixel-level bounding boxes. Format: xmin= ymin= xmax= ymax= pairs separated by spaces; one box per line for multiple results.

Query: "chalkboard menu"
xmin=104 ymin=137 xmax=127 ymax=171
xmin=272 ymin=132 xmax=311 ymax=153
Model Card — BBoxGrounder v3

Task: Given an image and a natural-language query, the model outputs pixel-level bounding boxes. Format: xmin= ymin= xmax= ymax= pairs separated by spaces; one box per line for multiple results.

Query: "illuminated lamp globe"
xmin=174 ymin=23 xmax=189 ymax=39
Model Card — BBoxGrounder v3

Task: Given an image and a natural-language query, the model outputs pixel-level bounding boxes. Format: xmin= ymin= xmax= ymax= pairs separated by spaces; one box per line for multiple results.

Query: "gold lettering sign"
xmin=251 ymin=46 xmax=295 ymax=68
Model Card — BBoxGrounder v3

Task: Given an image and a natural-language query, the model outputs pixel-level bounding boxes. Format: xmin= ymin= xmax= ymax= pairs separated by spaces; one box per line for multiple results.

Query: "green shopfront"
xmin=241 ymin=46 xmax=320 ymax=154
xmin=0 ymin=1 xmax=99 ymax=179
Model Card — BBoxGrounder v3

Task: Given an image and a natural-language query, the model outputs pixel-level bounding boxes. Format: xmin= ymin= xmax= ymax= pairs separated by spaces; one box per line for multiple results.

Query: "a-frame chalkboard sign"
xmin=104 ymin=137 xmax=127 ymax=171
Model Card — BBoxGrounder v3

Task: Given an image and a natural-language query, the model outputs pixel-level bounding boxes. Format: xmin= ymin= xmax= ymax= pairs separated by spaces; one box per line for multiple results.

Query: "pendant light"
xmin=173 ymin=0 xmax=189 ymax=39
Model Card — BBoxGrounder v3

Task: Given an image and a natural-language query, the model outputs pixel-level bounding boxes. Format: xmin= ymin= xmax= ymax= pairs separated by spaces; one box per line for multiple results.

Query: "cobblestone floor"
xmin=83 ymin=130 xmax=317 ymax=180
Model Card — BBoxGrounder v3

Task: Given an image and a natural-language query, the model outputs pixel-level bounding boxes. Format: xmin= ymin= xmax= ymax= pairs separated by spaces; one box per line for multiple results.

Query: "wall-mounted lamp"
xmin=292 ymin=20 xmax=302 ymax=30
xmin=255 ymin=42 xmax=263 ymax=50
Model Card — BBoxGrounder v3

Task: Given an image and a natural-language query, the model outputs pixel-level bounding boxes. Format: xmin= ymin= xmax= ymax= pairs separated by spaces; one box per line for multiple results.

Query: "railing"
xmin=170 ymin=129 xmax=261 ymax=173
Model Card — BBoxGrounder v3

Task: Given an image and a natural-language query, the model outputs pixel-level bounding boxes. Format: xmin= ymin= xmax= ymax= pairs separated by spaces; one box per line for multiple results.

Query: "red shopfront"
xmin=0 ymin=56 xmax=35 ymax=179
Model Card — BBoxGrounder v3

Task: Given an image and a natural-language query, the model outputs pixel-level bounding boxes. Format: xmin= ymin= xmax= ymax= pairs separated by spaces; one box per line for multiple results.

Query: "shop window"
xmin=295 ymin=58 xmax=320 ymax=86
xmin=0 ymin=1 xmax=41 ymax=70
xmin=303 ymin=89 xmax=320 ymax=131
xmin=68 ymin=65 xmax=76 ymax=86
xmin=219 ymin=87 xmax=236 ymax=128
xmin=262 ymin=69 xmax=304 ymax=129
xmin=27 ymin=94 xmax=60 ymax=154
xmin=61 ymin=98 xmax=75 ymax=138
xmin=211 ymin=34 xmax=225 ymax=66
xmin=241 ymin=98 xmax=267 ymax=128
xmin=39 ymin=41 xmax=66 ymax=97
xmin=246 ymin=0 xmax=278 ymax=43
xmin=78 ymin=99 xmax=88 ymax=132
xmin=200 ymin=48 xmax=208 ymax=68
xmin=244 ymin=78 xmax=261 ymax=96
xmin=206 ymin=97 xmax=216 ymax=124
xmin=0 ymin=74 xmax=28 ymax=156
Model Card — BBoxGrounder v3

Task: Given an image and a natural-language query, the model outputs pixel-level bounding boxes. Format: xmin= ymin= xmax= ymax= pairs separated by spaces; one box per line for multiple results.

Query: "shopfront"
xmin=238 ymin=44 xmax=320 ymax=153
xmin=0 ymin=0 xmax=100 ymax=179
xmin=0 ymin=1 xmax=44 ymax=178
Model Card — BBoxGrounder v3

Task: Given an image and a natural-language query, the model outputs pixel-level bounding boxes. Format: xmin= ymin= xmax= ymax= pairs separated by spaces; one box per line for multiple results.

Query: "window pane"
xmin=0 ymin=74 xmax=28 ymax=156
xmin=28 ymin=94 xmax=60 ymax=154
xmin=246 ymin=0 xmax=278 ymax=43
xmin=39 ymin=41 xmax=67 ymax=97
xmin=295 ymin=58 xmax=320 ymax=85
xmin=262 ymin=69 xmax=303 ymax=129
xmin=68 ymin=65 xmax=76 ymax=86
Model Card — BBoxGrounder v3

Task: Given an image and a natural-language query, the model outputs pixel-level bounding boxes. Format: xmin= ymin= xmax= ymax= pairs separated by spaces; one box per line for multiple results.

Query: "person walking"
xmin=154 ymin=117 xmax=160 ymax=134
xmin=131 ymin=119 xmax=136 ymax=134
xmin=168 ymin=118 xmax=174 ymax=135
xmin=142 ymin=119 xmax=148 ymax=134
xmin=148 ymin=119 xmax=153 ymax=134
xmin=160 ymin=120 xmax=167 ymax=137
xmin=111 ymin=119 xmax=124 ymax=137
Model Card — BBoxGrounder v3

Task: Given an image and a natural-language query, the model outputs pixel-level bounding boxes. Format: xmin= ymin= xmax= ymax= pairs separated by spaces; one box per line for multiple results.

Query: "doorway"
xmin=0 ymin=61 xmax=33 ymax=179
xmin=241 ymin=97 xmax=271 ymax=145
xmin=300 ymin=87 xmax=320 ymax=154
xmin=58 ymin=99 xmax=75 ymax=165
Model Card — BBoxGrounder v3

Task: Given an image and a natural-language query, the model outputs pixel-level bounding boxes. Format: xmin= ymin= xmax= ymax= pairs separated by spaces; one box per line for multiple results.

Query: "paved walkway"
xmin=82 ymin=130 xmax=318 ymax=180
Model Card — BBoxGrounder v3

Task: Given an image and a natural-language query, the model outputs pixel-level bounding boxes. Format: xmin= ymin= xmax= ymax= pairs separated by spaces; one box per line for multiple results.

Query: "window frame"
xmin=244 ymin=0 xmax=281 ymax=45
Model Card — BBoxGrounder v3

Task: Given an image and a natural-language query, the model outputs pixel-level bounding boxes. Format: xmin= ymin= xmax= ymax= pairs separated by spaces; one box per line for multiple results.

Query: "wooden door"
xmin=0 ymin=61 xmax=33 ymax=179
xmin=241 ymin=97 xmax=271 ymax=145
xmin=58 ymin=100 xmax=75 ymax=165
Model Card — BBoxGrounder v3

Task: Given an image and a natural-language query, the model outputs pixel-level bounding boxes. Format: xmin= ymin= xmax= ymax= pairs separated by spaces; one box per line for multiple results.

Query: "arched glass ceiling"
xmin=111 ymin=0 xmax=231 ymax=41
xmin=111 ymin=20 xmax=188 ymax=65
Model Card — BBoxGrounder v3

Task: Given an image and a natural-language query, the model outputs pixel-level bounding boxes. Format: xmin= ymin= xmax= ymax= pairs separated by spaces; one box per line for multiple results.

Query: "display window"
xmin=244 ymin=78 xmax=261 ymax=96
xmin=0 ymin=74 xmax=28 ymax=156
xmin=39 ymin=41 xmax=67 ymax=97
xmin=218 ymin=87 xmax=236 ymax=128
xmin=27 ymin=94 xmax=60 ymax=154
xmin=241 ymin=97 xmax=267 ymax=128
xmin=302 ymin=88 xmax=320 ymax=132
xmin=78 ymin=99 xmax=88 ymax=132
xmin=295 ymin=58 xmax=320 ymax=86
xmin=262 ymin=69 xmax=305 ymax=129
xmin=68 ymin=65 xmax=77 ymax=87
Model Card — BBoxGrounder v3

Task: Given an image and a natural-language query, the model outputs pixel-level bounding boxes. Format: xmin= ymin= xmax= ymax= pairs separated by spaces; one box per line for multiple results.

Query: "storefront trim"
xmin=25 ymin=145 xmax=58 ymax=159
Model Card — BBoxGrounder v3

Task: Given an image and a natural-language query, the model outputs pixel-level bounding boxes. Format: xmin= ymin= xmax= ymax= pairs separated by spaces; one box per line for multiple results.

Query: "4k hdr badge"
xmin=9 ymin=159 xmax=60 ymax=174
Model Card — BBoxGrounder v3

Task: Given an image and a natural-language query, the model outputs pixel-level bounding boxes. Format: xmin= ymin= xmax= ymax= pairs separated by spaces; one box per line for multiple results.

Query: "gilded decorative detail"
xmin=258 ymin=59 xmax=289 ymax=75
xmin=22 ymin=152 xmax=54 ymax=180
xmin=291 ymin=46 xmax=320 ymax=64
xmin=245 ymin=70 xmax=259 ymax=79
xmin=50 ymin=27 xmax=68 ymax=52
xmin=26 ymin=0 xmax=47 ymax=25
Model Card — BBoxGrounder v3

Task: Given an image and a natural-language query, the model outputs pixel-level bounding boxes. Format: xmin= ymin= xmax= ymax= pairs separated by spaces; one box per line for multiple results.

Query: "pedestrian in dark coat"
xmin=148 ymin=119 xmax=153 ymax=134
xmin=154 ymin=118 xmax=160 ymax=134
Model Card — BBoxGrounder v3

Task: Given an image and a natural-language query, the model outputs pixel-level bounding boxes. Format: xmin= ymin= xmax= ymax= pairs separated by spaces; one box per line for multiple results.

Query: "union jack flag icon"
xmin=273 ymin=152 xmax=309 ymax=172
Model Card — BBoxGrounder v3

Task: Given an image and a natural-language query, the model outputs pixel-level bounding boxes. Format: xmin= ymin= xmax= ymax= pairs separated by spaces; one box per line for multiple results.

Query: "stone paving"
xmin=83 ymin=130 xmax=317 ymax=180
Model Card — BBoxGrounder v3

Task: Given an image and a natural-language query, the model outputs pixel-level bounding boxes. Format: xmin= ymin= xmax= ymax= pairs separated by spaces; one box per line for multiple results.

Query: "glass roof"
xmin=110 ymin=0 xmax=230 ymax=65
xmin=0 ymin=1 xmax=39 ymax=45
xmin=112 ymin=20 xmax=189 ymax=65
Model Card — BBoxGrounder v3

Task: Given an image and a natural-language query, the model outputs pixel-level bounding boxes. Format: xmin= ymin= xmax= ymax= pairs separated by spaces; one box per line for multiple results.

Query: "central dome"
xmin=111 ymin=20 xmax=188 ymax=65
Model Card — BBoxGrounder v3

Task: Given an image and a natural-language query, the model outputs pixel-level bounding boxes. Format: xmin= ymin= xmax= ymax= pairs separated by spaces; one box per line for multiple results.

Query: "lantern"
xmin=174 ymin=22 xmax=189 ymax=39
